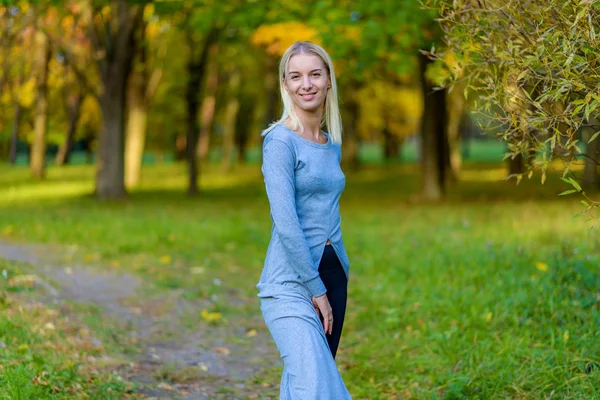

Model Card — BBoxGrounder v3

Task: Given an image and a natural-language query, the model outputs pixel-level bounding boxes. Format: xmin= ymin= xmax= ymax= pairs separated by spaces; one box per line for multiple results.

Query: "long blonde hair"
xmin=261 ymin=41 xmax=343 ymax=144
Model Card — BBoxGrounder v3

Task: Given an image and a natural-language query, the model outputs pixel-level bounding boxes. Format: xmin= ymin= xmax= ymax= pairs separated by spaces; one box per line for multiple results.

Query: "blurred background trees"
xmin=1 ymin=0 xmax=597 ymax=204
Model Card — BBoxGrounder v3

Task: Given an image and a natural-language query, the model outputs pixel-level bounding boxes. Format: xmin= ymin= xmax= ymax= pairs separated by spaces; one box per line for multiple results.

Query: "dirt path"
xmin=0 ymin=240 xmax=279 ymax=399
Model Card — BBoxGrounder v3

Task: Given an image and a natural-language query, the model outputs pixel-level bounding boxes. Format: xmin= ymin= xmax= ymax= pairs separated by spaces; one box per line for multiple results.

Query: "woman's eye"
xmin=313 ymin=73 xmax=321 ymax=77
xmin=290 ymin=76 xmax=300 ymax=80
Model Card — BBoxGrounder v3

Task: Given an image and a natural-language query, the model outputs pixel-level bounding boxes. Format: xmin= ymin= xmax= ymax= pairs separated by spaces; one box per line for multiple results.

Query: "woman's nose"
xmin=302 ymin=75 xmax=312 ymax=89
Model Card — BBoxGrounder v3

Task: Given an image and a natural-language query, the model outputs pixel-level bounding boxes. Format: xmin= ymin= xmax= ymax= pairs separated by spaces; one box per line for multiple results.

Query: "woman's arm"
xmin=262 ymin=138 xmax=327 ymax=297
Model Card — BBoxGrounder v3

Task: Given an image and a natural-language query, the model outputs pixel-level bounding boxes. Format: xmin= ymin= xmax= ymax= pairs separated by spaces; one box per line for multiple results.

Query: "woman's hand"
xmin=312 ymin=293 xmax=333 ymax=335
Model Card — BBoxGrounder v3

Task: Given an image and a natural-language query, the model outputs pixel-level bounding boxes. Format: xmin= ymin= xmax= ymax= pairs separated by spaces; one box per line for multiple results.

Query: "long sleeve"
xmin=262 ymin=138 xmax=327 ymax=297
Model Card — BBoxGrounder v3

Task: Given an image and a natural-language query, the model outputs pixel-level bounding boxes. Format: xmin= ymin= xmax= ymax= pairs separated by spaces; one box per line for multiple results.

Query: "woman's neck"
xmin=293 ymin=107 xmax=323 ymax=138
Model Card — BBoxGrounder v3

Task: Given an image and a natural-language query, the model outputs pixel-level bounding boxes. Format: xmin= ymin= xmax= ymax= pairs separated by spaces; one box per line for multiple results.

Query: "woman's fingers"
xmin=313 ymin=294 xmax=333 ymax=335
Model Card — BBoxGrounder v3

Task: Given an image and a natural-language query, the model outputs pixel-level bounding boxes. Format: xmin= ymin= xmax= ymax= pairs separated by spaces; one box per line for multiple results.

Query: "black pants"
xmin=318 ymin=244 xmax=348 ymax=359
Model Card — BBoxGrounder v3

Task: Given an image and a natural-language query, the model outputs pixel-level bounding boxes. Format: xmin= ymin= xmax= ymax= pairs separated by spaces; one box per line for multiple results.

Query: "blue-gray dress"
xmin=257 ymin=124 xmax=352 ymax=399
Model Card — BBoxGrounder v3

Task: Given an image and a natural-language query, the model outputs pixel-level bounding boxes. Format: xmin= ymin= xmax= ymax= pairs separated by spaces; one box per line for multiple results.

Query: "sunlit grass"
xmin=0 ymin=160 xmax=599 ymax=399
xmin=0 ymin=260 xmax=133 ymax=399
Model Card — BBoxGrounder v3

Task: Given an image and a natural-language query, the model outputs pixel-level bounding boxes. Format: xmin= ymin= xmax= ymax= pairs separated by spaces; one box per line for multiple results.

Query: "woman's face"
xmin=284 ymin=53 xmax=331 ymax=114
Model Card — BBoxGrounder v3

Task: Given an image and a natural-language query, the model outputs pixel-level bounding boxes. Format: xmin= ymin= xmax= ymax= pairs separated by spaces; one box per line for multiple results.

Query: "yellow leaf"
xmin=201 ymin=309 xmax=222 ymax=323
xmin=18 ymin=344 xmax=29 ymax=351
xmin=246 ymin=329 xmax=257 ymax=337
xmin=160 ymin=255 xmax=172 ymax=264
xmin=535 ymin=261 xmax=549 ymax=272
xmin=484 ymin=312 xmax=493 ymax=323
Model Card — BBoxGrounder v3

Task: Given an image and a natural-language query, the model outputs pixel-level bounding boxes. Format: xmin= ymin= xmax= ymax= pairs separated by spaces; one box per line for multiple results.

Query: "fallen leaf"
xmin=535 ymin=261 xmax=549 ymax=272
xmin=160 ymin=255 xmax=172 ymax=264
xmin=246 ymin=329 xmax=257 ymax=337
xmin=8 ymin=274 xmax=37 ymax=288
xmin=484 ymin=312 xmax=493 ymax=323
xmin=157 ymin=382 xmax=172 ymax=390
xmin=201 ymin=309 xmax=222 ymax=323
xmin=215 ymin=347 xmax=230 ymax=355
xmin=129 ymin=307 xmax=142 ymax=315
xmin=190 ymin=267 xmax=206 ymax=275
xmin=43 ymin=322 xmax=55 ymax=330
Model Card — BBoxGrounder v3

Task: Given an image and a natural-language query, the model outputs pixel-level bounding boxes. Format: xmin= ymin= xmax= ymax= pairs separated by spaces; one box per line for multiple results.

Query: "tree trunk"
xmin=124 ymin=70 xmax=148 ymax=188
xmin=9 ymin=103 xmax=22 ymax=165
xmin=446 ymin=82 xmax=466 ymax=182
xmin=258 ymin=54 xmax=280 ymax=165
xmin=342 ymin=82 xmax=361 ymax=170
xmin=56 ymin=93 xmax=83 ymax=166
xmin=582 ymin=118 xmax=600 ymax=189
xmin=196 ymin=42 xmax=219 ymax=163
xmin=419 ymin=54 xmax=449 ymax=201
xmin=95 ymin=3 xmax=142 ymax=199
xmin=382 ymin=127 xmax=400 ymax=160
xmin=263 ymin=54 xmax=279 ymax=128
xmin=235 ymin=96 xmax=254 ymax=164
xmin=508 ymin=154 xmax=525 ymax=175
xmin=185 ymin=29 xmax=217 ymax=196
xmin=222 ymin=68 xmax=241 ymax=173
xmin=30 ymin=30 xmax=51 ymax=179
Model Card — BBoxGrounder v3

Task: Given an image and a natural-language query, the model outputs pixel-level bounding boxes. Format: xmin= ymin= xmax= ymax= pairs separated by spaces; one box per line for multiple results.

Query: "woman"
xmin=257 ymin=41 xmax=352 ymax=399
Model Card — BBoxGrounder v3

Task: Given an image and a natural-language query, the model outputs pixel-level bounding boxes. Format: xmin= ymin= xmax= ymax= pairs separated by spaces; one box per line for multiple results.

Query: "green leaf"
xmin=559 ymin=189 xmax=577 ymax=196
xmin=588 ymin=130 xmax=600 ymax=144
xmin=568 ymin=178 xmax=582 ymax=192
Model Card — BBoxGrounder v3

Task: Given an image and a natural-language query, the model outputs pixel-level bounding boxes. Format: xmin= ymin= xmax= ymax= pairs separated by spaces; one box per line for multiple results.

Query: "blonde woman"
xmin=257 ymin=41 xmax=352 ymax=399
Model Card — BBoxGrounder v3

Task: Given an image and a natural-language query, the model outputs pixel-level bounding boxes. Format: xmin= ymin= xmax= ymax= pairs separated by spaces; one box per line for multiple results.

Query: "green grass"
xmin=0 ymin=160 xmax=599 ymax=399
xmin=0 ymin=260 xmax=134 ymax=399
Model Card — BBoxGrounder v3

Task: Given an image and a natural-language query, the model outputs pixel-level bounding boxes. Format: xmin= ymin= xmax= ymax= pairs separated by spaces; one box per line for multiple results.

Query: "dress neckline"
xmin=279 ymin=124 xmax=331 ymax=149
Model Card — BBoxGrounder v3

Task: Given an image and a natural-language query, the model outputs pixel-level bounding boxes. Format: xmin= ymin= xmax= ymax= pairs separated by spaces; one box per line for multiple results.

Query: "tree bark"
xmin=185 ymin=29 xmax=217 ymax=196
xmin=419 ymin=54 xmax=449 ymax=201
xmin=508 ymin=154 xmax=525 ymax=175
xmin=56 ymin=93 xmax=83 ymax=166
xmin=446 ymin=82 xmax=466 ymax=182
xmin=196 ymin=42 xmax=219 ymax=163
xmin=9 ymin=103 xmax=22 ymax=165
xmin=263 ymin=54 xmax=279 ymax=128
xmin=382 ymin=127 xmax=400 ymax=160
xmin=124 ymin=18 xmax=162 ymax=189
xmin=235 ymin=95 xmax=254 ymax=164
xmin=222 ymin=68 xmax=241 ymax=172
xmin=342 ymin=81 xmax=361 ymax=170
xmin=124 ymin=69 xmax=148 ymax=188
xmin=94 ymin=2 xmax=143 ymax=199
xmin=30 ymin=30 xmax=51 ymax=179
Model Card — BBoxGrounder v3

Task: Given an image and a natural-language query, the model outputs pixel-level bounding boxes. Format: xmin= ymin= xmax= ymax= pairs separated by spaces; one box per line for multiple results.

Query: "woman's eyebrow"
xmin=287 ymin=68 xmax=323 ymax=74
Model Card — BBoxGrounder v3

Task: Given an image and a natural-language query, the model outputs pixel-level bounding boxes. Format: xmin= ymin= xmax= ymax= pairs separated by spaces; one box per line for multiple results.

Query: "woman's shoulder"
xmin=263 ymin=124 xmax=296 ymax=147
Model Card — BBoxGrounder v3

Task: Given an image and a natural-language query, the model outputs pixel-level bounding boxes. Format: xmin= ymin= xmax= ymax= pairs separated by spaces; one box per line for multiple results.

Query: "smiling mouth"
xmin=300 ymin=93 xmax=317 ymax=99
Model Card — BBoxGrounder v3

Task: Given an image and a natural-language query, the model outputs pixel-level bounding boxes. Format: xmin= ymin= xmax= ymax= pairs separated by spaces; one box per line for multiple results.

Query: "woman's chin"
xmin=294 ymin=103 xmax=325 ymax=113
